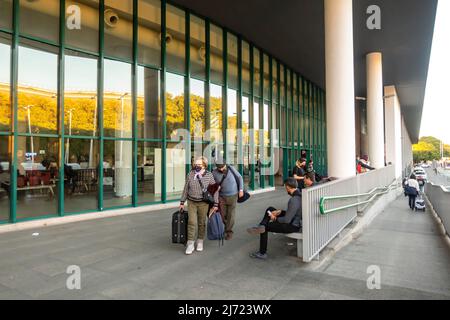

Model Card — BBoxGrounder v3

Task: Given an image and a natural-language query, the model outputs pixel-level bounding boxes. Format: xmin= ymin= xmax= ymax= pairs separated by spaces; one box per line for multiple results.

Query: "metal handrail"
xmin=319 ymin=180 xmax=398 ymax=215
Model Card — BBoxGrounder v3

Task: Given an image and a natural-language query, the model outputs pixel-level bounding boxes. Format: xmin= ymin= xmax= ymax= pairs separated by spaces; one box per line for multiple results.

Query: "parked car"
xmin=421 ymin=163 xmax=431 ymax=168
xmin=412 ymin=168 xmax=427 ymax=185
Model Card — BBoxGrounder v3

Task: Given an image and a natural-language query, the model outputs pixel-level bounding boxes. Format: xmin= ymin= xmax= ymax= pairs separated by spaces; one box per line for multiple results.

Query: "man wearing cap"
xmin=212 ymin=161 xmax=244 ymax=240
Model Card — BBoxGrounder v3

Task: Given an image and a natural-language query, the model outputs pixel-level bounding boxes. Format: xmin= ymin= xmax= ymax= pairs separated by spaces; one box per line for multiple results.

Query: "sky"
xmin=420 ymin=0 xmax=450 ymax=144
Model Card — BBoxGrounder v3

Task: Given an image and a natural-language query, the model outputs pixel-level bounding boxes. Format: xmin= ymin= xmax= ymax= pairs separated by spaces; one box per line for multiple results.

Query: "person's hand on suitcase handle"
xmin=179 ymin=203 xmax=184 ymax=212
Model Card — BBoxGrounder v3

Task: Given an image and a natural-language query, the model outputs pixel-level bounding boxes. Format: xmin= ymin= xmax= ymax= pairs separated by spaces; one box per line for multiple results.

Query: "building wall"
xmin=0 ymin=0 xmax=327 ymax=224
xmin=384 ymin=86 xmax=403 ymax=178
xmin=401 ymin=116 xmax=414 ymax=177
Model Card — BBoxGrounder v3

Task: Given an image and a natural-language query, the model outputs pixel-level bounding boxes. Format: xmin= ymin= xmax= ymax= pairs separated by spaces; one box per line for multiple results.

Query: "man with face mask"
xmin=247 ymin=178 xmax=302 ymax=260
xmin=212 ymin=160 xmax=244 ymax=240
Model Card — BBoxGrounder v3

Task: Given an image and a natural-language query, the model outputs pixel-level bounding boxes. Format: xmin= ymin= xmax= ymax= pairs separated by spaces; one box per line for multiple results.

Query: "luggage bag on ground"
xmin=415 ymin=196 xmax=426 ymax=212
xmin=172 ymin=210 xmax=188 ymax=244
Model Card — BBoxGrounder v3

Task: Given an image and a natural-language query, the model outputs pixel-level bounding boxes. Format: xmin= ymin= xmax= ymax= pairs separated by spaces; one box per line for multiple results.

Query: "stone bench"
xmin=286 ymin=232 xmax=303 ymax=258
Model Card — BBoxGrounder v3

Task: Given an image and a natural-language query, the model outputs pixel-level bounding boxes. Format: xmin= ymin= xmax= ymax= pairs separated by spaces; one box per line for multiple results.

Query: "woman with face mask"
xmin=179 ymin=156 xmax=219 ymax=255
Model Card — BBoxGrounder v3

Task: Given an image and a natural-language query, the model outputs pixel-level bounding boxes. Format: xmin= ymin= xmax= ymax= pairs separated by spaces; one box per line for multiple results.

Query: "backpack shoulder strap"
xmin=229 ymin=166 xmax=241 ymax=192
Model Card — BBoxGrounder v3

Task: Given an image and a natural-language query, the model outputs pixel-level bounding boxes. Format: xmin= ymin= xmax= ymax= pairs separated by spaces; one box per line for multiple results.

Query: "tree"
xmin=412 ymin=137 xmax=443 ymax=162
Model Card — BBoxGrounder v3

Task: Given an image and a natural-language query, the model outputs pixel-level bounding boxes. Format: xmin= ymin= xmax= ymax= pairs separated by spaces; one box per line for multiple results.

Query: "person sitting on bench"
xmin=247 ymin=178 xmax=304 ymax=260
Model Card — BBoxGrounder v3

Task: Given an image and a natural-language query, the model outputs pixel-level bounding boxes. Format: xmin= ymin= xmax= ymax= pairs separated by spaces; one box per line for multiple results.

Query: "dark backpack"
xmin=207 ymin=211 xmax=225 ymax=245
xmin=405 ymin=185 xmax=418 ymax=196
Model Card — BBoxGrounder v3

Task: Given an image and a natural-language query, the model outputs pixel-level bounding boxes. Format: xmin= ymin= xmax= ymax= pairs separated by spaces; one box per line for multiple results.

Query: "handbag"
xmin=197 ymin=176 xmax=215 ymax=205
xmin=229 ymin=166 xmax=251 ymax=203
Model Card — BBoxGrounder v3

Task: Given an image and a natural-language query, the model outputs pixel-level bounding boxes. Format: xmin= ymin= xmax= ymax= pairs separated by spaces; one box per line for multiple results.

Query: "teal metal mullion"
xmin=316 ymin=86 xmax=320 ymax=174
xmin=57 ymin=0 xmax=66 ymax=216
xmin=268 ymin=56 xmax=274 ymax=187
xmin=98 ymin=0 xmax=105 ymax=210
xmin=259 ymin=50 xmax=264 ymax=189
xmin=320 ymin=89 xmax=324 ymax=175
xmin=132 ymin=0 xmax=138 ymax=207
xmin=184 ymin=11 xmax=191 ymax=175
xmin=311 ymin=84 xmax=315 ymax=167
xmin=161 ymin=0 xmax=167 ymax=202
xmin=9 ymin=0 xmax=19 ymax=223
xmin=205 ymin=20 xmax=211 ymax=169
xmin=301 ymin=77 xmax=305 ymax=153
xmin=307 ymin=81 xmax=311 ymax=156
xmin=323 ymin=90 xmax=326 ymax=175
xmin=222 ymin=29 xmax=228 ymax=162
xmin=314 ymin=85 xmax=317 ymax=168
xmin=297 ymin=74 xmax=301 ymax=155
xmin=276 ymin=61 xmax=281 ymax=140
xmin=283 ymin=64 xmax=288 ymax=180
xmin=317 ymin=87 xmax=321 ymax=174
xmin=290 ymin=69 xmax=294 ymax=167
xmin=249 ymin=45 xmax=254 ymax=190
xmin=237 ymin=36 xmax=243 ymax=176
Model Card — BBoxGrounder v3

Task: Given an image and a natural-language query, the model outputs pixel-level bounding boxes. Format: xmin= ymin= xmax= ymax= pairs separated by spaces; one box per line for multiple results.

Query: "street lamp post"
xmin=65 ymin=108 xmax=75 ymax=163
xmin=119 ymin=93 xmax=128 ymax=164
xmin=23 ymin=105 xmax=34 ymax=163
xmin=89 ymin=96 xmax=97 ymax=168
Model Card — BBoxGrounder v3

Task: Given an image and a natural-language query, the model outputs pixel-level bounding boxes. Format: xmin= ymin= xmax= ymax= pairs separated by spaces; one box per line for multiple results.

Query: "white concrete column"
xmin=384 ymin=86 xmax=403 ymax=178
xmin=366 ymin=52 xmax=385 ymax=169
xmin=325 ymin=0 xmax=356 ymax=178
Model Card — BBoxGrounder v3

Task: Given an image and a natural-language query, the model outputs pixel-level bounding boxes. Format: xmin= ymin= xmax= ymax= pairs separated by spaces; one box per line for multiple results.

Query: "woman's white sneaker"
xmin=185 ymin=241 xmax=195 ymax=255
xmin=196 ymin=240 xmax=204 ymax=252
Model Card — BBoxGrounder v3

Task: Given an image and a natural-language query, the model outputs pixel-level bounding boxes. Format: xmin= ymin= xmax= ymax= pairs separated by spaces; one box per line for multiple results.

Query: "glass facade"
xmin=0 ymin=0 xmax=326 ymax=224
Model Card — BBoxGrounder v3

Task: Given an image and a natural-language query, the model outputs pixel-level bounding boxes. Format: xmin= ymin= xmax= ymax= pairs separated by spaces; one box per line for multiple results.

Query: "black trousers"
xmin=408 ymin=195 xmax=417 ymax=209
xmin=259 ymin=207 xmax=300 ymax=254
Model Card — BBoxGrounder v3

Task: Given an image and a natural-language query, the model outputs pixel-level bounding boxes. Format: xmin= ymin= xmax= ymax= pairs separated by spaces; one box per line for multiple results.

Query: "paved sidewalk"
xmin=0 ymin=189 xmax=449 ymax=300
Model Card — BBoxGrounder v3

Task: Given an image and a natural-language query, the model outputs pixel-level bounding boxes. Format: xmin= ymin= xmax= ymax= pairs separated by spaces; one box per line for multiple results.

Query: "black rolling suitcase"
xmin=172 ymin=210 xmax=188 ymax=244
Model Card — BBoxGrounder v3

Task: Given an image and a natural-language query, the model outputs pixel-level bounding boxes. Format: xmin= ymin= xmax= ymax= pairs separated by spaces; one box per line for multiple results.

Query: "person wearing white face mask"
xmin=180 ymin=156 xmax=219 ymax=255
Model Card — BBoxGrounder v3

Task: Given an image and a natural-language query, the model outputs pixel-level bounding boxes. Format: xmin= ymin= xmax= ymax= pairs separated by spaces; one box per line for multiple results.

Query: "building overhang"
xmin=170 ymin=0 xmax=438 ymax=143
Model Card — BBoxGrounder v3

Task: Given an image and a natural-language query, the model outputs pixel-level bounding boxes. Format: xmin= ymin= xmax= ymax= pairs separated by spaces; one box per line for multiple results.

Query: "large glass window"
xmin=254 ymin=99 xmax=261 ymax=188
xmin=16 ymin=136 xmax=59 ymax=220
xmin=137 ymin=141 xmax=162 ymax=204
xmin=209 ymin=83 xmax=222 ymax=142
xmin=227 ymin=89 xmax=238 ymax=164
xmin=0 ymin=0 xmax=12 ymax=31
xmin=103 ymin=59 xmax=132 ymax=138
xmin=253 ymin=48 xmax=261 ymax=97
xmin=263 ymin=103 xmax=270 ymax=186
xmin=227 ymin=34 xmax=238 ymax=89
xmin=64 ymin=138 xmax=99 ymax=214
xmin=242 ymin=96 xmax=250 ymax=188
xmin=0 ymin=136 xmax=10 ymax=222
xmin=103 ymin=139 xmax=132 ymax=208
xmin=20 ymin=0 xmax=59 ymax=43
xmin=166 ymin=4 xmax=185 ymax=74
xmin=190 ymin=78 xmax=205 ymax=140
xmin=263 ymin=54 xmax=269 ymax=100
xmin=166 ymin=72 xmax=185 ymax=140
xmin=104 ymin=0 xmax=133 ymax=61
xmin=280 ymin=65 xmax=285 ymax=104
xmin=242 ymin=41 xmax=250 ymax=94
xmin=64 ymin=50 xmax=98 ymax=137
xmin=281 ymin=107 xmax=286 ymax=146
xmin=272 ymin=60 xmax=278 ymax=102
xmin=138 ymin=0 xmax=161 ymax=67
xmin=138 ymin=67 xmax=161 ymax=139
xmin=18 ymin=42 xmax=58 ymax=135
xmin=210 ymin=24 xmax=223 ymax=85
xmin=0 ymin=36 xmax=11 ymax=132
xmin=190 ymin=15 xmax=205 ymax=80
xmin=66 ymin=0 xmax=99 ymax=53
xmin=166 ymin=142 xmax=185 ymax=201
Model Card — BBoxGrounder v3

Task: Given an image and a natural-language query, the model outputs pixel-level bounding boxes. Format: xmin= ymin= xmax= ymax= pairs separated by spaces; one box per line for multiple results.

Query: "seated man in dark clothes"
xmin=247 ymin=178 xmax=302 ymax=260
xmin=297 ymin=171 xmax=316 ymax=190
